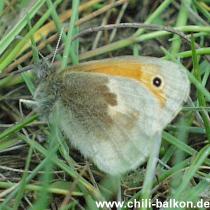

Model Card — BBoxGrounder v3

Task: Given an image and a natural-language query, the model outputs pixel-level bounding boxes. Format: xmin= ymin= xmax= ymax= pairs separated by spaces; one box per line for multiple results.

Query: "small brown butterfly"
xmin=34 ymin=56 xmax=190 ymax=175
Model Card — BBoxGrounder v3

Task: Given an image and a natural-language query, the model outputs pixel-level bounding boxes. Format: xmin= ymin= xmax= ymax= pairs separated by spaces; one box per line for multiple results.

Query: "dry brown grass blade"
xmin=5 ymin=0 xmax=127 ymax=72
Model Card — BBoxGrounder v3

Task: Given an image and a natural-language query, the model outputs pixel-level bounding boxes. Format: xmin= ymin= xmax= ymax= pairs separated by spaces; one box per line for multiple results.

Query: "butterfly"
xmin=34 ymin=56 xmax=190 ymax=175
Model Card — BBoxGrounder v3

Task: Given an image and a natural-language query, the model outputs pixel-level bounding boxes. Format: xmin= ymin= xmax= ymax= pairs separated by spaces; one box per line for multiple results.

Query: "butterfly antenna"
xmin=51 ymin=26 xmax=64 ymax=65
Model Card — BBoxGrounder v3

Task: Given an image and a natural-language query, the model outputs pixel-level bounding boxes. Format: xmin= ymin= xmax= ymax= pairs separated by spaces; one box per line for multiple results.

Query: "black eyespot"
xmin=153 ymin=76 xmax=162 ymax=87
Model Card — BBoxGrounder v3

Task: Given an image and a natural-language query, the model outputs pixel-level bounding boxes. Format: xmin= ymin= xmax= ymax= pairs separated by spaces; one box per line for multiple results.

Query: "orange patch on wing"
xmin=66 ymin=60 xmax=166 ymax=107
xmin=69 ymin=60 xmax=142 ymax=82
xmin=140 ymin=70 xmax=166 ymax=107
xmin=143 ymin=80 xmax=166 ymax=107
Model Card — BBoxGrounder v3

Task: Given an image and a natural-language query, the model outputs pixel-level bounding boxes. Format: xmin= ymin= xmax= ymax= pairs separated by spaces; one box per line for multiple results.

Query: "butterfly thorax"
xmin=34 ymin=71 xmax=64 ymax=119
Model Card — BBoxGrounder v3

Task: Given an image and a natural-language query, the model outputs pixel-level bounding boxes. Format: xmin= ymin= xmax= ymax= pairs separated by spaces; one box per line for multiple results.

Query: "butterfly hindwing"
xmin=56 ymin=72 xmax=160 ymax=174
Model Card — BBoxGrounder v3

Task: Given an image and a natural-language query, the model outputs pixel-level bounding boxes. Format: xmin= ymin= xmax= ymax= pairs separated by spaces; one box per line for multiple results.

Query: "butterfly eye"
xmin=152 ymin=76 xmax=163 ymax=88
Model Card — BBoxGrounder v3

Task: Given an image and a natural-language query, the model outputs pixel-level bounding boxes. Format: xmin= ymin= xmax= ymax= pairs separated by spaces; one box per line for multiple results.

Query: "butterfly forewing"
xmin=56 ymin=72 xmax=160 ymax=175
